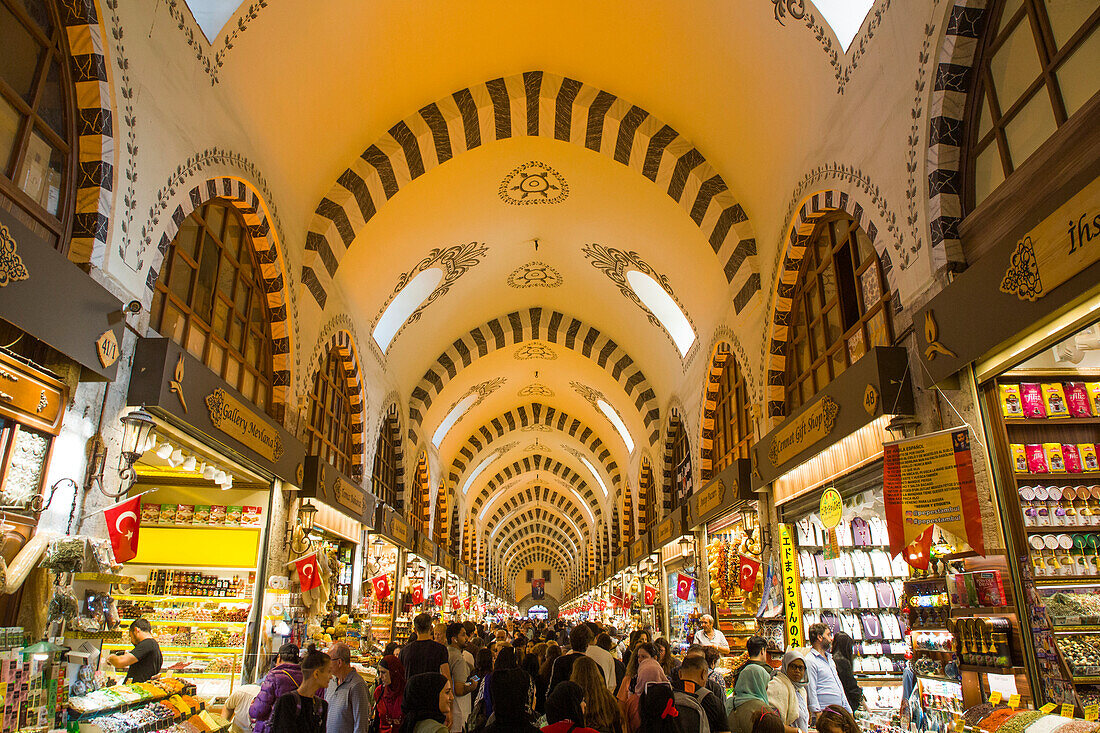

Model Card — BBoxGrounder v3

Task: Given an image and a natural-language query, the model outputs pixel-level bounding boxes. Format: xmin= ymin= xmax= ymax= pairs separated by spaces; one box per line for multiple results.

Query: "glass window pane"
xmin=246 ymin=332 xmax=259 ymax=366
xmin=17 ymin=128 xmax=63 ymax=215
xmin=812 ymin=322 xmax=825 ymax=359
xmin=13 ymin=0 xmax=54 ymax=35
xmin=847 ymin=330 xmax=867 ymax=363
xmin=235 ymin=276 xmax=249 ymax=312
xmin=168 ymin=252 xmax=192 ymax=301
xmin=1000 ymin=0 xmax=1025 ymax=32
xmin=0 ymin=4 xmax=43 ymax=101
xmin=990 ymin=17 xmax=1044 ymax=113
xmin=194 ymin=234 xmax=219 ymax=321
xmin=230 ymin=318 xmax=244 ymax=351
xmin=186 ymin=323 xmax=206 ymax=359
xmin=974 ymin=143 xmax=1006 ymax=206
xmin=204 ymin=204 xmax=226 ymax=239
xmin=823 ymin=307 xmax=843 ymax=344
xmin=1057 ymin=27 xmax=1099 ymax=117
xmin=867 ymin=310 xmax=890 ymax=348
xmin=213 ymin=298 xmax=229 ymax=336
xmin=819 ymin=268 xmax=838 ymax=305
xmin=217 ymin=253 xmax=234 ymax=297
xmin=161 ymin=304 xmax=186 ymax=342
xmin=815 ymin=363 xmax=830 ymax=390
xmin=251 ymin=290 xmax=265 ymax=324
xmin=0 ymin=97 xmax=22 ymax=173
xmin=830 ymin=349 xmax=847 ymax=379
xmin=860 ymin=264 xmax=882 ymax=306
xmin=225 ymin=216 xmax=244 ymax=254
xmin=224 ymin=357 xmax=240 ymax=387
xmin=207 ymin=342 xmax=225 ymax=375
xmin=176 ymin=218 xmax=200 ymax=259
xmin=978 ymin=94 xmax=994 ymax=140
xmin=800 ymin=379 xmax=813 ymax=403
xmin=1004 ymin=89 xmax=1058 ymax=169
xmin=855 ymin=228 xmax=875 ymax=265
xmin=241 ymin=370 xmax=255 ymax=400
xmin=37 ymin=58 xmax=64 ymax=134
xmin=796 ymin=339 xmax=810 ymax=373
xmin=1044 ymin=0 xmax=1095 ymax=49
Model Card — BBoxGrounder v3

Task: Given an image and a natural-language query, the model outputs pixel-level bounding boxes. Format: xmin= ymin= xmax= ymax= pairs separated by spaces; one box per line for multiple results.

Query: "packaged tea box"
xmin=1063 ymin=444 xmax=1084 ymax=473
xmin=1026 ymin=444 xmax=1049 ymax=473
xmin=1021 ymin=383 xmax=1046 ymax=418
xmin=1011 ymin=444 xmax=1028 ymax=473
xmin=1042 ymin=383 xmax=1070 ymax=418
xmin=1044 ymin=443 xmax=1067 ymax=472
xmin=1083 ymin=444 xmax=1100 ymax=472
xmin=999 ymin=384 xmax=1024 ymax=417
xmin=1088 ymin=383 xmax=1100 ymax=414
xmin=1066 ymin=382 xmax=1093 ymax=417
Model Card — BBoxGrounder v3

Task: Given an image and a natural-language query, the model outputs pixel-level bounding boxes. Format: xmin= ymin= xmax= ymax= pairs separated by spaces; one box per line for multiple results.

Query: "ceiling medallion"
xmin=514 ymin=341 xmax=557 ymax=361
xmin=499 ymin=161 xmax=569 ymax=206
xmin=507 ymin=261 xmax=563 ymax=289
xmin=518 ymin=383 xmax=554 ymax=398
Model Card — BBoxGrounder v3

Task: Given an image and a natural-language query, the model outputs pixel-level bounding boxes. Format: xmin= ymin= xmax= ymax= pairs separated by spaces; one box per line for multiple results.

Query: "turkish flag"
xmin=451 ymin=596 xmax=461 ymax=611
xmin=371 ymin=574 xmax=391 ymax=600
xmin=432 ymin=590 xmax=443 ymax=606
xmin=676 ymin=573 xmax=693 ymax=600
xmin=294 ymin=553 xmax=322 ymax=592
xmin=463 ymin=597 xmax=471 ymax=610
xmin=643 ymin=584 xmax=657 ymax=605
xmin=411 ymin=584 xmax=424 ymax=605
xmin=739 ymin=555 xmax=761 ymax=592
xmin=104 ymin=496 xmax=142 ymax=563
xmin=904 ymin=525 xmax=936 ymax=571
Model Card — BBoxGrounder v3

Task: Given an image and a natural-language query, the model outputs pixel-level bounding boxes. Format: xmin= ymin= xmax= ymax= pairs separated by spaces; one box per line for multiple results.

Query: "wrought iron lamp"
xmin=114 ymin=409 xmax=156 ymax=496
xmin=286 ymin=499 xmax=318 ymax=554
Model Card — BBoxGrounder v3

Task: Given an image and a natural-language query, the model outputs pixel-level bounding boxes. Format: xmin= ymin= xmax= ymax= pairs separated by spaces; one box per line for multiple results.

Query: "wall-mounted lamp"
xmin=112 ymin=409 xmax=156 ymax=497
xmin=885 ymin=415 xmax=922 ymax=440
xmin=678 ymin=534 xmax=694 ymax=557
xmin=285 ymin=499 xmax=318 ymax=554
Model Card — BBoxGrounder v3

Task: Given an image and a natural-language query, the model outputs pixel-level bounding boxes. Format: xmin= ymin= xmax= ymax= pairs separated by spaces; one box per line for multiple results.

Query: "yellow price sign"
xmin=1040 ymin=704 xmax=1057 ymax=714
xmin=954 ymin=718 xmax=966 ymax=733
xmin=1085 ymin=705 xmax=1099 ymax=721
xmin=1009 ymin=694 xmax=1021 ymax=709
xmin=820 ymin=488 xmax=843 ymax=529
xmin=989 ymin=692 xmax=1002 ymax=705
xmin=1062 ymin=703 xmax=1076 ymax=718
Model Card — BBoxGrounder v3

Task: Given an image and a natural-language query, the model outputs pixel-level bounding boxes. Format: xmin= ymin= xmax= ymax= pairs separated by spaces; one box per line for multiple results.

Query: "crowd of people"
xmin=220 ymin=615 xmax=869 ymax=733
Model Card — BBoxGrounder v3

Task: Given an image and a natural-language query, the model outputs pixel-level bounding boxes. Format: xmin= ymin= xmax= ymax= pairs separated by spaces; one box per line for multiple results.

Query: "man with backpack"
xmin=674 ymin=654 xmax=732 ymax=733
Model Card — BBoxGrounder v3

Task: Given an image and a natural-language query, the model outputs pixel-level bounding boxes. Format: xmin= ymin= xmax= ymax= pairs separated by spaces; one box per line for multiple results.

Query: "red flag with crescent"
xmin=739 ymin=554 xmax=761 ymax=592
xmin=676 ymin=572 xmax=693 ymax=601
xmin=432 ymin=590 xmax=443 ymax=606
xmin=643 ymin=585 xmax=657 ymax=605
xmin=451 ymin=595 xmax=461 ymax=611
xmin=294 ymin=552 xmax=322 ymax=592
xmin=463 ymin=596 xmax=471 ymax=610
xmin=104 ymin=496 xmax=142 ymax=563
xmin=903 ymin=525 xmax=936 ymax=571
xmin=411 ymin=584 xmax=424 ymax=605
xmin=371 ymin=574 xmax=391 ymax=600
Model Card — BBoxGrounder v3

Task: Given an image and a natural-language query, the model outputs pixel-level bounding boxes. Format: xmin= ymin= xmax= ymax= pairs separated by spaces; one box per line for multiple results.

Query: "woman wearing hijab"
xmin=400 ymin=673 xmax=453 ymax=733
xmin=831 ymin=633 xmax=863 ymax=712
xmin=484 ymin=668 xmax=541 ymax=733
xmin=374 ymin=655 xmax=406 ymax=733
xmin=625 ymin=657 xmax=669 ymax=733
xmin=616 ymin=641 xmax=656 ymax=724
xmin=730 ymin=664 xmax=780 ymax=733
xmin=767 ymin=650 xmax=809 ymax=732
xmin=542 ymin=681 xmax=600 ymax=733
xmin=638 ymin=683 xmax=684 ymax=733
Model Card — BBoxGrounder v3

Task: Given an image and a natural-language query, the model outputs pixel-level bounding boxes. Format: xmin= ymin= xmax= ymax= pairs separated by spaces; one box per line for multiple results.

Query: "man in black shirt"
xmin=676 ymin=654 xmax=732 ymax=733
xmin=399 ymin=612 xmax=452 ymax=681
xmin=106 ymin=618 xmax=163 ymax=683
xmin=547 ymin=624 xmax=591 ymax=695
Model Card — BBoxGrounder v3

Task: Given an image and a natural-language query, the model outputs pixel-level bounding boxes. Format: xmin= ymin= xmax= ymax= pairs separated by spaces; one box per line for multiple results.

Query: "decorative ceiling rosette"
xmin=514 ymin=341 xmax=558 ymax=361
xmin=507 ymin=261 xmax=563 ymax=289
xmin=499 ymin=161 xmax=569 ymax=206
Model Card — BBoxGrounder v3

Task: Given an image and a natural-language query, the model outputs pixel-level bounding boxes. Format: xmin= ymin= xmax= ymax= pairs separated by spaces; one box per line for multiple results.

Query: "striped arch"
xmin=303 ymin=71 xmax=760 ymax=312
xmin=763 ymin=189 xmax=905 ymax=421
xmin=142 ymin=176 xmax=295 ymax=412
xmin=927 ymin=0 xmax=991 ymax=270
xmin=488 ymin=500 xmax=590 ymax=554
xmin=508 ymin=548 xmax=569 ymax=581
xmin=412 ymin=452 xmax=430 ymax=534
xmin=611 ymin=502 xmax=621 ymax=558
xmin=622 ymin=482 xmax=636 ymax=545
xmin=471 ymin=454 xmax=602 ymax=520
xmin=306 ymin=328 xmax=367 ymax=479
xmin=662 ymin=411 xmax=685 ymax=515
xmin=639 ymin=457 xmax=657 ymax=529
xmin=410 ymin=309 xmax=660 ymax=446
xmin=502 ymin=535 xmax=574 ymax=572
xmin=60 ymin=0 xmax=114 ymax=265
xmin=493 ymin=514 xmax=583 ymax=558
xmin=433 ymin=471 xmax=448 ymax=546
xmin=449 ymin=404 xmax=621 ymax=491
xmin=376 ymin=402 xmax=405 ymax=511
xmin=482 ymin=482 xmax=592 ymax=538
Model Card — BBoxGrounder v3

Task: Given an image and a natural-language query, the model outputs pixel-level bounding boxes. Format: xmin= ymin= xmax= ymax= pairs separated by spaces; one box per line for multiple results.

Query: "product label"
xmin=1009 ymin=694 xmax=1021 ymax=709
xmin=1062 ymin=703 xmax=1076 ymax=718
xmin=1039 ymin=703 xmax=1057 ymax=714
xmin=989 ymin=691 xmax=1002 ymax=705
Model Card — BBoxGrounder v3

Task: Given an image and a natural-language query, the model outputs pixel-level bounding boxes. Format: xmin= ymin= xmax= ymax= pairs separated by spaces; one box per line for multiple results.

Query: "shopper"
xmin=268 ymin=645 xmax=332 ymax=733
xmin=804 ymin=624 xmax=851 ymax=719
xmin=401 ymin=613 xmax=453 ymax=681
xmin=693 ymin=615 xmax=731 ymax=654
xmin=250 ymin=643 xmax=303 ymax=733
xmin=222 ymin=683 xmax=260 ymax=733
xmin=374 ymin=655 xmax=406 ymax=733
xmin=542 ymin=681 xmax=600 ymax=733
xmin=571 ymin=656 xmax=624 ymax=733
xmin=625 ymin=657 xmax=669 ymax=733
xmin=730 ymin=665 xmax=779 ymax=733
xmin=830 ymin=633 xmax=862 ymax=713
xmin=754 ymin=710 xmax=786 ymax=733
xmin=585 ymin=632 xmax=617 ymax=691
xmin=549 ymin=625 xmax=593 ymax=694
xmin=483 ymin=667 xmax=541 ymax=733
xmin=638 ymin=683 xmax=682 ymax=733
xmin=326 ymin=642 xmax=371 ymax=733
xmin=813 ymin=705 xmax=860 ymax=733
xmin=447 ymin=623 xmax=477 ymax=732
xmin=676 ymin=653 xmax=732 ymax=733
xmin=105 ymin=618 xmax=163 ymax=683
xmin=733 ymin=636 xmax=774 ymax=686
xmin=767 ymin=650 xmax=809 ymax=732
xmin=653 ymin=638 xmax=676 ymax=679
xmin=399 ymin=672 xmax=453 ymax=733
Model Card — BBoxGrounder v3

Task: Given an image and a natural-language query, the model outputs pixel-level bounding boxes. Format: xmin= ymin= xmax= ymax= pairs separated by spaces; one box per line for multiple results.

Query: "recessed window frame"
xmin=371 ymin=412 xmax=399 ymax=510
xmin=705 ymin=353 xmax=753 ymax=482
xmin=305 ymin=348 xmax=358 ymax=480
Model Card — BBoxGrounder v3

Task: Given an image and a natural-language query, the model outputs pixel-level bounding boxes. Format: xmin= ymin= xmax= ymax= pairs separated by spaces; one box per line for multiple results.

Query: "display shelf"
xmin=1053 ymin=626 xmax=1100 ymax=633
xmin=114 ymin=594 xmax=253 ymax=603
xmin=1016 ymin=472 xmax=1100 ymax=480
xmin=102 ymin=644 xmax=241 ymax=653
xmin=1025 ymin=527 xmax=1100 ymax=533
xmin=1072 ymin=676 xmax=1100 ymax=684
xmin=1034 ymin=576 xmax=1100 ymax=585
xmin=1005 ymin=418 xmax=1100 ymax=426
xmin=117 ymin=618 xmax=246 ymax=628
xmin=73 ymin=572 xmax=134 ymax=584
xmin=951 ymin=606 xmax=1016 ymax=615
xmin=958 ymin=664 xmax=1026 ymax=674
xmin=916 ymin=673 xmax=963 ymax=684
xmin=165 ymin=672 xmax=235 ymax=679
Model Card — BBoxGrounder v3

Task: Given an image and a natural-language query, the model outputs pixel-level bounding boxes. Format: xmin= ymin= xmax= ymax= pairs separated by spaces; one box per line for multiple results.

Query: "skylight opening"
xmin=625 ymin=270 xmax=695 ymax=357
xmin=372 ymin=267 xmax=444 ymax=352
xmin=577 ymin=455 xmax=609 ymax=496
xmin=597 ymin=399 xmax=635 ymax=453
xmin=432 ymin=392 xmax=478 ymax=448
xmin=811 ymin=0 xmax=875 ymax=53
xmin=463 ymin=454 xmax=498 ymax=496
xmin=183 ymin=0 xmax=241 ymax=43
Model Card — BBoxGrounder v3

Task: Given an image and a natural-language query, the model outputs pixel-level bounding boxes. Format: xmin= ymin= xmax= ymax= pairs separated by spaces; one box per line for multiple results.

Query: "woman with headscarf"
xmin=616 ymin=641 xmax=656 ymax=723
xmin=399 ymin=672 xmax=453 ymax=733
xmin=374 ymin=655 xmax=406 ymax=733
xmin=730 ymin=664 xmax=780 ymax=733
xmin=484 ymin=668 xmax=541 ymax=733
xmin=767 ymin=649 xmax=809 ymax=732
xmin=831 ymin=633 xmax=863 ymax=712
xmin=638 ymin=683 xmax=684 ymax=733
xmin=542 ymin=681 xmax=600 ymax=733
xmin=625 ymin=657 xmax=669 ymax=733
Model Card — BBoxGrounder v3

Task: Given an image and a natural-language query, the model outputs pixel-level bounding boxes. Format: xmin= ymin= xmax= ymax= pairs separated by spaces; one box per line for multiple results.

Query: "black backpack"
xmin=672 ymin=687 xmax=712 ymax=733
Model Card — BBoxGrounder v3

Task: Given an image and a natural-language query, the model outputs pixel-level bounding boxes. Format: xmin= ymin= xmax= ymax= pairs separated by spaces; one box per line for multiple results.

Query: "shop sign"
xmin=883 ymin=426 xmax=986 ymax=558
xmin=206 ymin=388 xmax=284 ymax=462
xmin=819 ymin=488 xmax=843 ymax=529
xmin=778 ymin=523 xmax=804 ymax=647
xmin=753 ymin=347 xmax=913 ymax=488
xmin=0 ymin=349 xmax=65 ymax=435
xmin=96 ymin=330 xmax=120 ymax=368
xmin=418 ymin=535 xmax=438 ymax=564
xmin=301 ymin=455 xmax=377 ymax=525
xmin=688 ymin=460 xmax=752 ymax=528
xmin=629 ymin=535 xmax=649 ymax=564
xmin=652 ymin=508 xmax=682 ymax=548
xmin=378 ymin=507 xmax=411 ymax=547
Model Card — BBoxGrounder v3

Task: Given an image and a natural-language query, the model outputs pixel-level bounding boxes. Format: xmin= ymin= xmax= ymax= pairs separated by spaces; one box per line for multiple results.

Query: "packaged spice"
xmin=1065 ymin=444 xmax=1084 ymax=473
xmin=1066 ymin=382 xmax=1094 ymax=417
xmin=209 ymin=506 xmax=226 ymax=525
xmin=1081 ymin=444 xmax=1099 ymax=471
xmin=1000 ymin=384 xmax=1024 ymax=417
xmin=193 ymin=505 xmax=210 ymax=524
xmin=141 ymin=504 xmax=160 ymax=523
xmin=1027 ymin=444 xmax=1050 ymax=473
xmin=1011 ymin=444 xmax=1028 ymax=472
xmin=242 ymin=506 xmax=262 ymax=526
xmin=1044 ymin=383 xmax=1070 ymax=418
xmin=176 ymin=504 xmax=194 ymax=523
xmin=159 ymin=505 xmax=177 ymax=524
xmin=1044 ymin=443 xmax=1067 ymax=472
xmin=1021 ymin=383 xmax=1047 ymax=418
xmin=226 ymin=506 xmax=242 ymax=526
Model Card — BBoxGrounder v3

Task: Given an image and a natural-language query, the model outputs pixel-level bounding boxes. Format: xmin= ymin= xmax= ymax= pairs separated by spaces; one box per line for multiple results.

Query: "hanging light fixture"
xmin=113 ymin=409 xmax=156 ymax=497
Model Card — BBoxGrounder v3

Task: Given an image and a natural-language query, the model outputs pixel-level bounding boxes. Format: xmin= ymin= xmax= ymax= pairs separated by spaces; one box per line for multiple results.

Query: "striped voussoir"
xmin=502 ymin=533 xmax=575 ymax=569
xmin=303 ymin=71 xmax=760 ymax=311
xmin=764 ymin=189 xmax=902 ymax=420
xmin=412 ymin=453 xmax=430 ymax=534
xmin=472 ymin=454 xmax=601 ymax=520
xmin=145 ymin=176 xmax=293 ymax=409
xmin=60 ymin=0 xmax=113 ymax=266
xmin=698 ymin=343 xmax=732 ymax=480
xmin=377 ymin=404 xmax=405 ymax=511
xmin=622 ymin=482 xmax=635 ymax=546
xmin=586 ymin=543 xmax=596 ymax=577
xmin=508 ymin=548 xmax=568 ymax=580
xmin=661 ymin=413 xmax=683 ymax=515
xmin=493 ymin=513 xmax=583 ymax=556
xmin=927 ymin=0 xmax=989 ymax=270
xmin=308 ymin=330 xmax=367 ymax=479
xmin=449 ymin=403 xmax=621 ymax=492
xmin=611 ymin=505 xmax=621 ymax=558
xmin=433 ymin=466 xmax=448 ymax=546
xmin=409 ymin=308 xmax=660 ymax=447
xmin=639 ymin=458 xmax=657 ymax=528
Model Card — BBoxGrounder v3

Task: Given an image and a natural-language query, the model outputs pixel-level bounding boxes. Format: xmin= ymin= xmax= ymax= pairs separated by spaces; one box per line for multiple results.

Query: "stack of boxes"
xmin=0 ymin=628 xmax=68 ymax=732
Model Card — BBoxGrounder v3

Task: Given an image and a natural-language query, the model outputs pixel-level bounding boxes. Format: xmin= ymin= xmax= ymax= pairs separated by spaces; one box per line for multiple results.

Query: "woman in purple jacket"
xmin=250 ymin=643 xmax=302 ymax=733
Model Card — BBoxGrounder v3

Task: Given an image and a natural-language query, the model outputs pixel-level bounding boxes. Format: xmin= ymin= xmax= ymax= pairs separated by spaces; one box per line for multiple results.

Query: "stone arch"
xmin=449 ymin=404 xmax=621 ymax=491
xmin=303 ymin=71 xmax=760 ymax=312
xmin=493 ymin=515 xmax=583 ymax=559
xmin=142 ymin=175 xmax=295 ymax=411
xmin=409 ymin=309 xmax=660 ymax=446
xmin=511 ymin=551 xmax=569 ymax=582
xmin=662 ymin=409 xmax=688 ymax=514
xmin=481 ymin=480 xmax=593 ymax=536
xmin=503 ymin=538 xmax=573 ymax=576
xmin=698 ymin=340 xmax=732 ymax=481
xmin=518 ymin=593 xmax=560 ymax=618
xmin=471 ymin=454 xmax=602 ymax=520
xmin=638 ymin=456 xmax=658 ymax=529
xmin=412 ymin=451 xmax=430 ymax=533
xmin=763 ymin=188 xmax=906 ymax=422
xmin=927 ymin=0 xmax=992 ymax=270
xmin=304 ymin=324 xmax=368 ymax=479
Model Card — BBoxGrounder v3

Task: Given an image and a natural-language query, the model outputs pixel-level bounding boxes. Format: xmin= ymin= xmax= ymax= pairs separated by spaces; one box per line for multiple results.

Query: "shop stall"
xmin=371 ymin=506 xmax=413 ymax=647
xmin=118 ymin=337 xmax=307 ymax=698
xmin=627 ymin=532 xmax=663 ymax=634
xmin=752 ymin=346 xmax=917 ymax=729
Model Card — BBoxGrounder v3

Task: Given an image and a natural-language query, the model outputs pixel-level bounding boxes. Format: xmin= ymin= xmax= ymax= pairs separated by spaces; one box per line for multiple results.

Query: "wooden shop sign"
xmin=206 ymin=388 xmax=284 ymax=463
xmin=301 ymin=455 xmax=377 ymax=525
xmin=652 ymin=508 xmax=683 ymax=549
xmin=687 ymin=459 xmax=752 ymax=528
xmin=768 ymin=395 xmax=839 ymax=468
xmin=0 ymin=349 xmax=65 ymax=435
xmin=778 ymin=523 xmax=804 ymax=647
xmin=377 ymin=507 xmax=411 ymax=547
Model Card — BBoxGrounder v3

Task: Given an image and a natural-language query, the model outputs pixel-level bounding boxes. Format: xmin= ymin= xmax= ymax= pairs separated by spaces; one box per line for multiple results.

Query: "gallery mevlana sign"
xmin=206 ymin=388 xmax=284 ymax=462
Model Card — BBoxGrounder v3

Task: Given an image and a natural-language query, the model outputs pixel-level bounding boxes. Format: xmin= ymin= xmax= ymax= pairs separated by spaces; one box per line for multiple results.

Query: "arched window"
xmin=371 ymin=411 xmax=400 ymax=510
xmin=306 ymin=348 xmax=357 ymax=479
xmin=150 ymin=201 xmax=276 ymax=413
xmin=0 ymin=0 xmax=76 ymax=252
xmin=966 ymin=0 xmax=1098 ymax=209
xmin=669 ymin=418 xmax=691 ymax=507
xmin=784 ymin=213 xmax=892 ymax=412
xmin=411 ymin=454 xmax=429 ymax=534
xmin=705 ymin=351 xmax=753 ymax=482
xmin=640 ymin=459 xmax=657 ymax=529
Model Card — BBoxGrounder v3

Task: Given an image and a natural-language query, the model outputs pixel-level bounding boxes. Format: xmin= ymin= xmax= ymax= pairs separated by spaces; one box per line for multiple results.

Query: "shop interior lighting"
xmin=155 ymin=442 xmax=174 ymax=460
xmin=202 ymin=464 xmax=217 ymax=481
xmin=22 ymin=639 xmax=68 ymax=662
xmin=181 ymin=455 xmax=197 ymax=472
xmin=678 ymin=534 xmax=693 ymax=556
xmin=168 ymin=448 xmax=184 ymax=467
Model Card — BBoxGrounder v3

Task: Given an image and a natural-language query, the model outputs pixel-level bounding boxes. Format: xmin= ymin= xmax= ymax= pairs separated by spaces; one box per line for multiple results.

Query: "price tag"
xmin=1061 ymin=703 xmax=1076 ymax=718
xmin=954 ymin=718 xmax=966 ymax=733
xmin=989 ymin=691 xmax=1002 ymax=705
xmin=1039 ymin=703 xmax=1057 ymax=714
xmin=1009 ymin=694 xmax=1021 ymax=709
xmin=1085 ymin=705 xmax=1099 ymax=721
